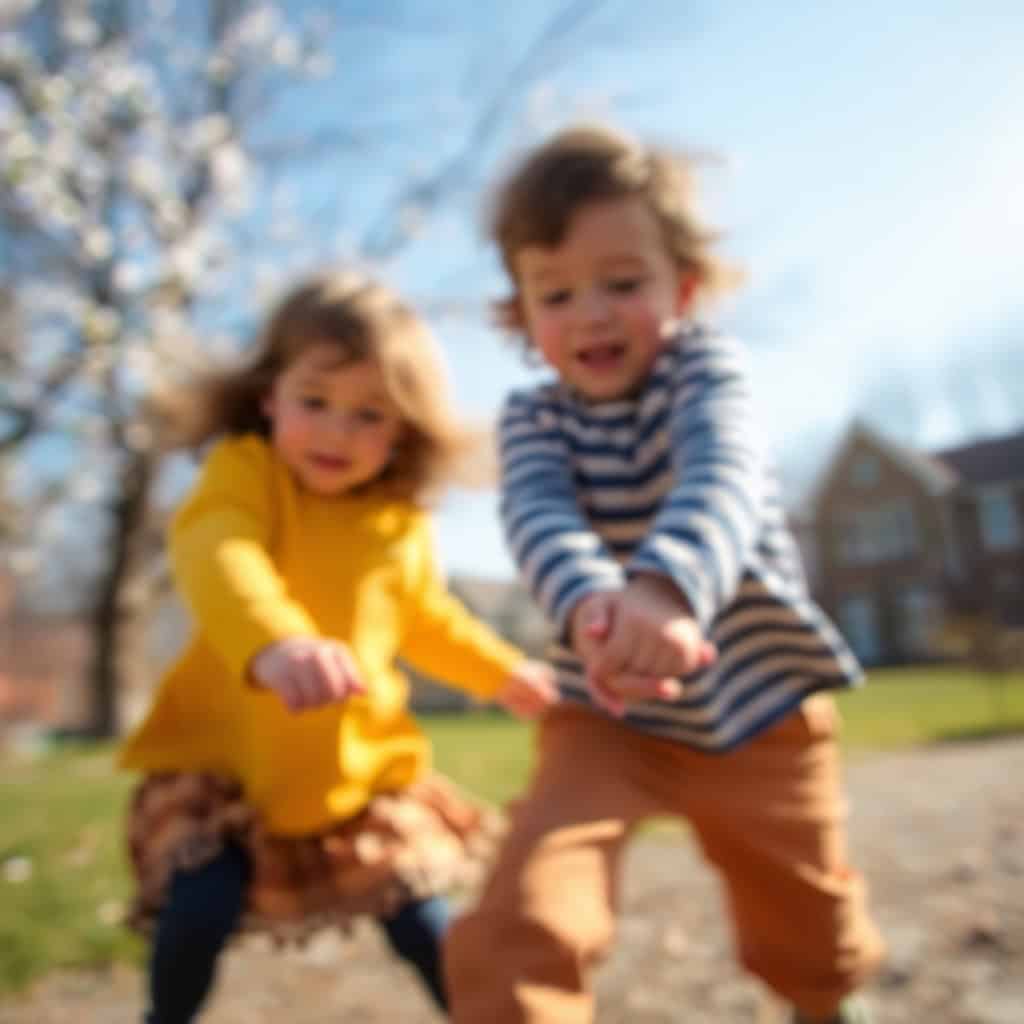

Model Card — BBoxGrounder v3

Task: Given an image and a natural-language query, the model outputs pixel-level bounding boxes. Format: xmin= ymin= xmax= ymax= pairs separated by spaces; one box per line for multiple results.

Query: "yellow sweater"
xmin=119 ymin=435 xmax=524 ymax=835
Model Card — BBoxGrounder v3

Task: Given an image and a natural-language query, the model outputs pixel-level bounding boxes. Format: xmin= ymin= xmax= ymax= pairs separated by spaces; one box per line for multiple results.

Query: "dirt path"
xmin=2 ymin=738 xmax=1021 ymax=1023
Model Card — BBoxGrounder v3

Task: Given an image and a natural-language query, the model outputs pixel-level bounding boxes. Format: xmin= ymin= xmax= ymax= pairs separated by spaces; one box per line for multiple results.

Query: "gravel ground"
xmin=2 ymin=737 xmax=1021 ymax=1024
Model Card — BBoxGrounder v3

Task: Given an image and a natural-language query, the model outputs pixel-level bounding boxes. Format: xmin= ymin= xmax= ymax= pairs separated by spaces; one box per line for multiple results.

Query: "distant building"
xmin=799 ymin=421 xmax=1024 ymax=665
xmin=0 ymin=572 xmax=92 ymax=734
xmin=0 ymin=567 xmax=551 ymax=740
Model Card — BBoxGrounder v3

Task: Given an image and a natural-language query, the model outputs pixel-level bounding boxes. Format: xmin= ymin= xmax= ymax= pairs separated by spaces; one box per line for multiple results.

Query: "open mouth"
xmin=308 ymin=454 xmax=351 ymax=472
xmin=577 ymin=343 xmax=626 ymax=370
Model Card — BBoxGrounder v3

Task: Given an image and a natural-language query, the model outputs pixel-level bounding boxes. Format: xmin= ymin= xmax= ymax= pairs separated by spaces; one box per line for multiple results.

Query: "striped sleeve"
xmin=499 ymin=390 xmax=625 ymax=635
xmin=627 ymin=335 xmax=766 ymax=630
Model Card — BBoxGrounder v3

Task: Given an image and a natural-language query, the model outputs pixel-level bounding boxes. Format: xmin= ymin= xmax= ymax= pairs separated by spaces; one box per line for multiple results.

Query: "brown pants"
xmin=445 ymin=698 xmax=884 ymax=1023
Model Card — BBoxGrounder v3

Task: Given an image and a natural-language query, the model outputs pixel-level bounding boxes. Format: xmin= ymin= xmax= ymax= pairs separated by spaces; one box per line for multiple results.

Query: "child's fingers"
xmin=585 ymin=674 xmax=626 ymax=717
xmin=582 ymin=596 xmax=613 ymax=640
xmin=605 ymin=673 xmax=682 ymax=704
xmin=507 ymin=692 xmax=546 ymax=720
xmin=330 ymin=643 xmax=366 ymax=698
xmin=284 ymin=665 xmax=317 ymax=711
xmin=585 ymin=629 xmax=632 ymax=688
xmin=533 ymin=670 xmax=558 ymax=703
xmin=698 ymin=641 xmax=717 ymax=669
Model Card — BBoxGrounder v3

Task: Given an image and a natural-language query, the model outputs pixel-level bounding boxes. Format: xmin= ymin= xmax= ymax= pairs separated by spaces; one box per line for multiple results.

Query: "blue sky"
xmin=20 ymin=1 xmax=1021 ymax=590
xmin=356 ymin=2 xmax=1023 ymax=579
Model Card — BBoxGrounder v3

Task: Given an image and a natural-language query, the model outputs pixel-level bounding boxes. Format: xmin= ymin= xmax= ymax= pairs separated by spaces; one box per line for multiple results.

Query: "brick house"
xmin=801 ymin=421 xmax=1024 ymax=665
xmin=0 ymin=573 xmax=92 ymax=734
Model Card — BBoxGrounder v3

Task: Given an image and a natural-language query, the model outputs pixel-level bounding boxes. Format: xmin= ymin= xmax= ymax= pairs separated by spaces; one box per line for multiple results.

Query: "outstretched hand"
xmin=249 ymin=636 xmax=366 ymax=713
xmin=495 ymin=659 xmax=558 ymax=720
xmin=571 ymin=583 xmax=716 ymax=717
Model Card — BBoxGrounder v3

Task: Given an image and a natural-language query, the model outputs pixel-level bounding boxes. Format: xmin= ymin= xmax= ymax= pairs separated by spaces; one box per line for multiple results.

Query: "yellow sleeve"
xmin=400 ymin=513 xmax=524 ymax=701
xmin=169 ymin=437 xmax=318 ymax=683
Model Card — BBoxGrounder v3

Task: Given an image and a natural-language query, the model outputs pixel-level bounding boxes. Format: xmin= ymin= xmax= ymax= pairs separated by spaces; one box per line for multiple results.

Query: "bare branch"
xmin=359 ymin=0 xmax=610 ymax=260
xmin=0 ymin=350 xmax=85 ymax=453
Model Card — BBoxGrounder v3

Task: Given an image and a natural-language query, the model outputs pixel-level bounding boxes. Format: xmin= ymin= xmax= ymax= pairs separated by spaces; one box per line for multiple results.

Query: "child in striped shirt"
xmin=445 ymin=124 xmax=884 ymax=1024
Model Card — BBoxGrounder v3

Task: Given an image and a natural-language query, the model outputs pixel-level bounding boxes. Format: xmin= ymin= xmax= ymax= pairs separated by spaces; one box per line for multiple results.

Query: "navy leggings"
xmin=145 ymin=843 xmax=450 ymax=1023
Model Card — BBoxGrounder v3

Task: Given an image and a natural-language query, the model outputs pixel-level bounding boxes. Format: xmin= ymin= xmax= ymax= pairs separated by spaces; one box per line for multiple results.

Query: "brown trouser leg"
xmin=680 ymin=696 xmax=885 ymax=1019
xmin=445 ymin=699 xmax=884 ymax=1024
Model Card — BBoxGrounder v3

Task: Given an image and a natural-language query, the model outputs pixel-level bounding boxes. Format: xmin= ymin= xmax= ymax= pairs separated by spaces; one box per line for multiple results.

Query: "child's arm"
xmin=399 ymin=512 xmax=556 ymax=717
xmin=498 ymin=391 xmax=625 ymax=640
xmin=169 ymin=439 xmax=324 ymax=688
xmin=579 ymin=334 xmax=763 ymax=707
xmin=626 ymin=333 xmax=766 ymax=642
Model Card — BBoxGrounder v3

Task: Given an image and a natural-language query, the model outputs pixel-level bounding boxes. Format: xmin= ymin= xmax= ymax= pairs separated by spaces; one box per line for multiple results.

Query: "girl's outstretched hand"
xmin=495 ymin=659 xmax=558 ymax=720
xmin=249 ymin=637 xmax=366 ymax=713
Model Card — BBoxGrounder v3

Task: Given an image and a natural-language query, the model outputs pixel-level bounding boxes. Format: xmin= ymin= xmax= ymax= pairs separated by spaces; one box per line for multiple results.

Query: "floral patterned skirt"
xmin=125 ymin=771 xmax=501 ymax=943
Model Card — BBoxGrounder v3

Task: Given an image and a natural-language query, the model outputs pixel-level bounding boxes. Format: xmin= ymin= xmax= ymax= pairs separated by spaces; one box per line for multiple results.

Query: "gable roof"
xmin=804 ymin=419 xmax=956 ymax=514
xmin=803 ymin=420 xmax=1024 ymax=516
xmin=932 ymin=428 xmax=1024 ymax=489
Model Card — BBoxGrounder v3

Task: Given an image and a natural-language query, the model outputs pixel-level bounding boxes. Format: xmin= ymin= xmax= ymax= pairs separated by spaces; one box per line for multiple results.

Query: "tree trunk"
xmin=85 ymin=448 xmax=155 ymax=738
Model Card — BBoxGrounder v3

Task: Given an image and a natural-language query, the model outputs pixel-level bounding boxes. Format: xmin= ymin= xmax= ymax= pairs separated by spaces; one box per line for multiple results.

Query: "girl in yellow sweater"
xmin=119 ymin=271 xmax=556 ymax=1022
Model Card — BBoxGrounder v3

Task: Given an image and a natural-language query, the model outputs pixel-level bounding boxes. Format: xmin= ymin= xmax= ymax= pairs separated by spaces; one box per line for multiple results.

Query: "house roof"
xmin=932 ymin=429 xmax=1024 ymax=489
xmin=865 ymin=424 xmax=958 ymax=496
xmin=803 ymin=420 xmax=1024 ymax=515
xmin=803 ymin=419 xmax=956 ymax=514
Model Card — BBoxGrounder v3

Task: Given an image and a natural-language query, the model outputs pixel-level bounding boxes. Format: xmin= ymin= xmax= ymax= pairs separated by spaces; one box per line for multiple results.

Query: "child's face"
xmin=262 ymin=346 xmax=404 ymax=497
xmin=515 ymin=197 xmax=691 ymax=401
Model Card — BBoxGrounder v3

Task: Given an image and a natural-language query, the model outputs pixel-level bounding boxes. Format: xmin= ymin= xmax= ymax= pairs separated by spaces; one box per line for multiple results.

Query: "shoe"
xmin=792 ymin=996 xmax=873 ymax=1024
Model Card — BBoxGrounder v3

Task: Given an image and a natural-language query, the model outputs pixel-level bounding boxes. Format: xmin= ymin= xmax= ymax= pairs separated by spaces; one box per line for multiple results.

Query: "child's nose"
xmin=327 ymin=412 xmax=356 ymax=436
xmin=579 ymin=287 xmax=612 ymax=323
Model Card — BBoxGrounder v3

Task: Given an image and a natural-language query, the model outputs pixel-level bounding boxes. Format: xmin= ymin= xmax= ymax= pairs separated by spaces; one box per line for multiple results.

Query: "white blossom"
xmin=166 ymin=240 xmax=205 ymax=289
xmin=233 ymin=5 xmax=279 ymax=49
xmin=126 ymin=155 xmax=165 ymax=199
xmin=81 ymin=226 xmax=114 ymax=264
xmin=83 ymin=306 xmax=121 ymax=346
xmin=211 ymin=142 xmax=249 ymax=211
xmin=60 ymin=15 xmax=101 ymax=48
xmin=154 ymin=197 xmax=187 ymax=234
xmin=5 ymin=130 xmax=37 ymax=162
xmin=112 ymin=260 xmax=145 ymax=294
xmin=187 ymin=113 xmax=231 ymax=155
xmin=271 ymin=35 xmax=300 ymax=68
xmin=69 ymin=474 xmax=104 ymax=503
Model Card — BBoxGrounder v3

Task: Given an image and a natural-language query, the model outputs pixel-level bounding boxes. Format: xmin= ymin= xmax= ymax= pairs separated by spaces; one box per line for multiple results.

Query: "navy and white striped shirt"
xmin=499 ymin=325 xmax=862 ymax=752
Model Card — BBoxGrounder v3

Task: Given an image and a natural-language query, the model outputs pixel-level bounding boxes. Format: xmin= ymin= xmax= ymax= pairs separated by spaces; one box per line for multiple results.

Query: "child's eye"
xmin=607 ymin=277 xmax=643 ymax=294
xmin=539 ymin=288 xmax=571 ymax=307
xmin=355 ymin=408 xmax=385 ymax=424
xmin=300 ymin=396 xmax=326 ymax=411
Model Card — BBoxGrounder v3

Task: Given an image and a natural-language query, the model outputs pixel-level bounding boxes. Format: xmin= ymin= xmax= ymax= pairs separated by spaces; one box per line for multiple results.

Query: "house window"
xmin=838 ymin=509 xmax=877 ymax=565
xmin=838 ymin=497 xmax=919 ymax=565
xmin=878 ymin=497 xmax=920 ymax=559
xmin=978 ymin=488 xmax=1020 ymax=551
xmin=849 ymin=453 xmax=880 ymax=488
xmin=838 ymin=594 xmax=882 ymax=664
xmin=898 ymin=585 xmax=940 ymax=658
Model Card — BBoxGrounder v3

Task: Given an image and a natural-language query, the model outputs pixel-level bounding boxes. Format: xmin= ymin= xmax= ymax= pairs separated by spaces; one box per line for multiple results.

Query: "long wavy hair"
xmin=159 ymin=271 xmax=488 ymax=503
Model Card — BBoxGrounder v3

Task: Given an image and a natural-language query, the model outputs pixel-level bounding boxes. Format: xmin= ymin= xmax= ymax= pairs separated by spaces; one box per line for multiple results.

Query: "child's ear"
xmin=260 ymin=393 xmax=276 ymax=421
xmin=676 ymin=272 xmax=698 ymax=314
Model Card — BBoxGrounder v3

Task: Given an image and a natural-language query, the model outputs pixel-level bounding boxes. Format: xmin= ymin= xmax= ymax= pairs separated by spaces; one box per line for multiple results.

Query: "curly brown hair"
xmin=158 ymin=271 xmax=487 ymax=502
xmin=487 ymin=123 xmax=742 ymax=337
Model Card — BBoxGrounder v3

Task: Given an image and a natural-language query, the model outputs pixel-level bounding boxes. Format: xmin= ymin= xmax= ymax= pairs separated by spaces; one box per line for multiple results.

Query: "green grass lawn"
xmin=0 ymin=666 xmax=1022 ymax=995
